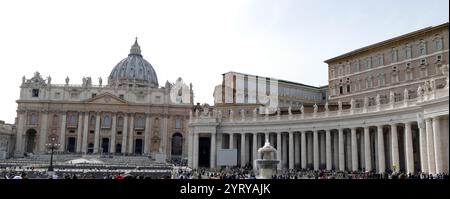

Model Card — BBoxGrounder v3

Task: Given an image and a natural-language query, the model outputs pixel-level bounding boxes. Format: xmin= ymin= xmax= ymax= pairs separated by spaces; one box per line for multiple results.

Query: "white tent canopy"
xmin=65 ymin=158 xmax=104 ymax=164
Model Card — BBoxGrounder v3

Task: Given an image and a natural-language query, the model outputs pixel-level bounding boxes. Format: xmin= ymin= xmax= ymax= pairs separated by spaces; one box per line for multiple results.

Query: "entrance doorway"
xmin=134 ymin=139 xmax=143 ymax=154
xmin=198 ymin=137 xmax=211 ymax=168
xmin=67 ymin=137 xmax=76 ymax=153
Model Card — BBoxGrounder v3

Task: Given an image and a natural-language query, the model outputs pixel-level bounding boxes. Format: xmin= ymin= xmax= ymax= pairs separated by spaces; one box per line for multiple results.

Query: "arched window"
xmin=102 ymin=115 xmax=111 ymax=128
xmin=52 ymin=115 xmax=58 ymax=126
xmin=117 ymin=116 xmax=124 ymax=127
xmin=90 ymin=115 xmax=96 ymax=126
xmin=135 ymin=116 xmax=145 ymax=129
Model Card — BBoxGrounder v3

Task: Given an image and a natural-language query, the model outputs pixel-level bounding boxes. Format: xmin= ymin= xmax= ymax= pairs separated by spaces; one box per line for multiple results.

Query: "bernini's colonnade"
xmin=188 ymin=74 xmax=449 ymax=174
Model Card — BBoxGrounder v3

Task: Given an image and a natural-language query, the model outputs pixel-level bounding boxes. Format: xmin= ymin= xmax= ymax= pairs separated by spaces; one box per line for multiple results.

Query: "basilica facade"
xmin=188 ymin=22 xmax=450 ymax=175
xmin=14 ymin=39 xmax=194 ymax=160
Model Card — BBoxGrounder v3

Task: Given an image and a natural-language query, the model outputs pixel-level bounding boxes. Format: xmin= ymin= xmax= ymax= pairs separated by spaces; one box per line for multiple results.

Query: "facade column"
xmin=405 ymin=122 xmax=414 ymax=174
xmin=419 ymin=120 xmax=428 ymax=173
xmin=277 ymin=132 xmax=282 ymax=170
xmin=193 ymin=132 xmax=199 ymax=169
xmin=81 ymin=112 xmax=89 ymax=154
xmin=241 ymin=133 xmax=246 ymax=167
xmin=364 ymin=126 xmax=372 ymax=171
xmin=110 ymin=113 xmax=117 ymax=153
xmin=289 ymin=132 xmax=294 ymax=170
xmin=390 ymin=124 xmax=399 ymax=173
xmin=229 ymin=133 xmax=234 ymax=149
xmin=143 ymin=114 xmax=151 ymax=155
xmin=128 ymin=114 xmax=134 ymax=154
xmin=76 ymin=112 xmax=83 ymax=153
xmin=313 ymin=130 xmax=319 ymax=170
xmin=301 ymin=131 xmax=307 ymax=169
xmin=187 ymin=129 xmax=193 ymax=168
xmin=377 ymin=125 xmax=385 ymax=173
xmin=210 ymin=132 xmax=216 ymax=168
xmin=338 ymin=128 xmax=345 ymax=171
xmin=320 ymin=133 xmax=326 ymax=168
xmin=426 ymin=118 xmax=436 ymax=174
xmin=59 ymin=112 xmax=67 ymax=152
xmin=333 ymin=132 xmax=338 ymax=169
xmin=93 ymin=112 xmax=100 ymax=153
xmin=39 ymin=111 xmax=49 ymax=152
xmin=14 ymin=111 xmax=25 ymax=157
xmin=432 ymin=116 xmax=442 ymax=174
xmin=252 ymin=133 xmax=258 ymax=169
xmin=121 ymin=114 xmax=128 ymax=154
xmin=325 ymin=129 xmax=332 ymax=170
xmin=351 ymin=127 xmax=358 ymax=171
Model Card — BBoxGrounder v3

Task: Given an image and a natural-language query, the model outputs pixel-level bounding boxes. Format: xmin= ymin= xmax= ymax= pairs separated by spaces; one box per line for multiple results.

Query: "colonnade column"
xmin=419 ymin=120 xmax=428 ymax=173
xmin=338 ymin=128 xmax=345 ymax=171
xmin=313 ymin=130 xmax=319 ymax=171
xmin=277 ymin=132 xmax=282 ymax=170
xmin=253 ymin=133 xmax=258 ymax=169
xmin=426 ymin=118 xmax=436 ymax=174
xmin=241 ymin=133 xmax=246 ymax=167
xmin=193 ymin=132 xmax=199 ymax=169
xmin=404 ymin=122 xmax=414 ymax=174
xmin=325 ymin=129 xmax=332 ymax=170
xmin=351 ymin=127 xmax=358 ymax=171
xmin=432 ymin=116 xmax=442 ymax=174
xmin=364 ymin=126 xmax=372 ymax=171
xmin=187 ymin=130 xmax=193 ymax=168
xmin=390 ymin=124 xmax=399 ymax=173
xmin=301 ymin=131 xmax=306 ymax=169
xmin=289 ymin=132 xmax=294 ymax=170
xmin=210 ymin=132 xmax=216 ymax=168
xmin=377 ymin=125 xmax=385 ymax=173
xmin=229 ymin=133 xmax=234 ymax=149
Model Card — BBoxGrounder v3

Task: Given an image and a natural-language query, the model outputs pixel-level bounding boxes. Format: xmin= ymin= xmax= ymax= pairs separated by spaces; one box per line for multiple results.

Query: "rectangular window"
xmin=339 ymin=86 xmax=343 ymax=94
xmin=54 ymin=92 xmax=60 ymax=99
xmin=119 ymin=94 xmax=124 ymax=99
xmin=32 ymin=89 xmax=39 ymax=97
xmin=175 ymin=119 xmax=182 ymax=129
xmin=346 ymin=85 xmax=350 ymax=93
xmin=155 ymin=96 xmax=161 ymax=102
xmin=91 ymin=93 xmax=97 ymax=98
xmin=70 ymin=92 xmax=79 ymax=99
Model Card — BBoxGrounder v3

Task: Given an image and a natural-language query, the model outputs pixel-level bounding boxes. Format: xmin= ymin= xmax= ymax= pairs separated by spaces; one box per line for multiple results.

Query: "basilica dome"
xmin=108 ymin=38 xmax=158 ymax=88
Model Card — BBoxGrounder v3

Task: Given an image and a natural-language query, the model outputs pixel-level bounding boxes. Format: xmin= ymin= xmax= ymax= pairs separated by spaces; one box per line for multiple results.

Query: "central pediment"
xmin=83 ymin=92 xmax=128 ymax=105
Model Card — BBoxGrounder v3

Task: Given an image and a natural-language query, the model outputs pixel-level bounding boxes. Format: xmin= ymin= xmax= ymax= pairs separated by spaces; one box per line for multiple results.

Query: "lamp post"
xmin=45 ymin=137 xmax=60 ymax=172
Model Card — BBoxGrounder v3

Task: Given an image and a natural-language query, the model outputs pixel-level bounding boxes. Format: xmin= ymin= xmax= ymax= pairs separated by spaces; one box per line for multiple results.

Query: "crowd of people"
xmin=173 ymin=167 xmax=449 ymax=179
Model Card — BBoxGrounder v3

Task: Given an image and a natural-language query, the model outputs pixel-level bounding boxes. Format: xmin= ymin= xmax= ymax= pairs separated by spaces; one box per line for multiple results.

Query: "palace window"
xmin=366 ymin=57 xmax=372 ymax=69
xmin=378 ymin=74 xmax=385 ymax=87
xmin=32 ymin=89 xmax=39 ymax=97
xmin=366 ymin=77 xmax=373 ymax=89
xmin=119 ymin=94 xmax=124 ymax=100
xmin=435 ymin=36 xmax=443 ymax=51
xmin=339 ymin=86 xmax=343 ymax=94
xmin=405 ymin=66 xmax=413 ymax=81
xmin=418 ymin=40 xmax=427 ymax=56
xmin=405 ymin=45 xmax=412 ymax=59
xmin=354 ymin=60 xmax=360 ymax=72
xmin=391 ymin=48 xmax=397 ymax=63
xmin=346 ymin=84 xmax=351 ymax=93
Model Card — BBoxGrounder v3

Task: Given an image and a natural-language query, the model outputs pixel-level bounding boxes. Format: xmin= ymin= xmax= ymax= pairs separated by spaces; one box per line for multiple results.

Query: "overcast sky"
xmin=0 ymin=0 xmax=448 ymax=124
